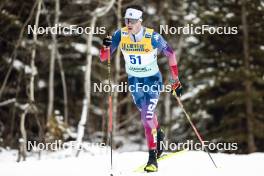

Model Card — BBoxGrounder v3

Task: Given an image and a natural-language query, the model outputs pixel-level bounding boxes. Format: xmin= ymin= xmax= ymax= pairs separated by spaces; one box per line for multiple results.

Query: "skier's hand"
xmin=103 ymin=35 xmax=112 ymax=47
xmin=170 ymin=79 xmax=183 ymax=97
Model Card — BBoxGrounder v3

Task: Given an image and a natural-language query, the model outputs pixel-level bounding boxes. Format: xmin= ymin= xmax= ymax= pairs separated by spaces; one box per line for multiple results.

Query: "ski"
xmin=133 ymin=149 xmax=187 ymax=173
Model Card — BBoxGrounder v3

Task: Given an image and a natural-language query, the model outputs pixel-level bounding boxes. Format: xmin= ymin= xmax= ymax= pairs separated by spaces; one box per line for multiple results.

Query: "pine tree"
xmin=185 ymin=0 xmax=264 ymax=153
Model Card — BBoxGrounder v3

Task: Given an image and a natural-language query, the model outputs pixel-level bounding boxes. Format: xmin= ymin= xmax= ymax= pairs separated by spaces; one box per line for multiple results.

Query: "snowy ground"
xmin=0 ymin=145 xmax=263 ymax=176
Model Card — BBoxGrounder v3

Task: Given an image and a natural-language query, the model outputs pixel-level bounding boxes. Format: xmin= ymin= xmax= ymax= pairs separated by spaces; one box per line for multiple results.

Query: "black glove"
xmin=170 ymin=79 xmax=183 ymax=97
xmin=103 ymin=36 xmax=112 ymax=47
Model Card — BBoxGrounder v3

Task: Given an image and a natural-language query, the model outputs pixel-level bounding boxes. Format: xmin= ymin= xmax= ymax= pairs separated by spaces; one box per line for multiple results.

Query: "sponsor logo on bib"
xmin=121 ymin=43 xmax=145 ymax=52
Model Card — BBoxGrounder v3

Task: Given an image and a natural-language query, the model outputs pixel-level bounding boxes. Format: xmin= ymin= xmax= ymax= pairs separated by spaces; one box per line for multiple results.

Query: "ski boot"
xmin=157 ymin=128 xmax=165 ymax=158
xmin=144 ymin=150 xmax=158 ymax=172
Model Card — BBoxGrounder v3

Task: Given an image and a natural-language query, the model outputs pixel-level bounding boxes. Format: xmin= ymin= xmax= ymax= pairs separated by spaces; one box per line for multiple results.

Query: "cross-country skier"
xmin=99 ymin=5 xmax=183 ymax=172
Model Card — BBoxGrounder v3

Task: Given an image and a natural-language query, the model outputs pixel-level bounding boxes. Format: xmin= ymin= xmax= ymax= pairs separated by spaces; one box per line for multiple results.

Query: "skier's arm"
xmin=151 ymin=32 xmax=179 ymax=80
xmin=152 ymin=32 xmax=183 ymax=96
xmin=99 ymin=30 xmax=121 ymax=62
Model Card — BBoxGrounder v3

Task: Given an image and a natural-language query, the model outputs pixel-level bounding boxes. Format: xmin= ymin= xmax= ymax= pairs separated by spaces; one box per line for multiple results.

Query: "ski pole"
xmin=106 ymin=41 xmax=113 ymax=175
xmin=172 ymin=90 xmax=218 ymax=168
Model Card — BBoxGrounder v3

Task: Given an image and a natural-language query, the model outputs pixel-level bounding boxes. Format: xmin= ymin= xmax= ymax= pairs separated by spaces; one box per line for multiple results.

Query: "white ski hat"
xmin=124 ymin=8 xmax=143 ymax=20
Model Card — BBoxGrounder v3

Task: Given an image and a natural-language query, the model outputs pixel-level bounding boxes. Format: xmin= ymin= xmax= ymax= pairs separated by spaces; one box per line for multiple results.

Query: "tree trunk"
xmin=57 ymin=51 xmax=68 ymax=123
xmin=112 ymin=0 xmax=122 ymax=149
xmin=17 ymin=105 xmax=29 ymax=162
xmin=47 ymin=0 xmax=59 ymax=121
xmin=241 ymin=0 xmax=256 ymax=153
xmin=30 ymin=0 xmax=42 ymax=102
xmin=75 ymin=0 xmax=115 ymax=157
xmin=17 ymin=0 xmax=42 ymax=162
xmin=76 ymin=16 xmax=97 ymax=157
xmin=0 ymin=0 xmax=39 ymax=100
xmin=31 ymin=0 xmax=43 ymax=160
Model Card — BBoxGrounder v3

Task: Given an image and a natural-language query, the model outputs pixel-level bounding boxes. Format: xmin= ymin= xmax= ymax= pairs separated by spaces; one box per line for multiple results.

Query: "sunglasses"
xmin=125 ymin=18 xmax=139 ymax=24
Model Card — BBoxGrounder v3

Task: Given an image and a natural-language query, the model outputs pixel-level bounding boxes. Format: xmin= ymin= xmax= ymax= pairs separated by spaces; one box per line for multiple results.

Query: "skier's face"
xmin=125 ymin=18 xmax=142 ymax=34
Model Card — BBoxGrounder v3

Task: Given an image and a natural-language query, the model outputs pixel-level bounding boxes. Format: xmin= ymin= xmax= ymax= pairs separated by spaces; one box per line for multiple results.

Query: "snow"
xmin=261 ymin=1 xmax=264 ymax=8
xmin=12 ymin=59 xmax=24 ymax=70
xmin=71 ymin=43 xmax=86 ymax=53
xmin=90 ymin=105 xmax=104 ymax=115
xmin=4 ymin=58 xmax=38 ymax=75
xmin=0 ymin=145 xmax=263 ymax=176
xmin=71 ymin=43 xmax=99 ymax=55
xmin=184 ymin=13 xmax=196 ymax=21
xmin=185 ymin=36 xmax=199 ymax=44
xmin=14 ymin=20 xmax=21 ymax=25
xmin=226 ymin=13 xmax=234 ymax=18
xmin=24 ymin=65 xmax=32 ymax=74
xmin=146 ymin=6 xmax=156 ymax=15
xmin=38 ymin=80 xmax=46 ymax=89
xmin=194 ymin=110 xmax=211 ymax=119
xmin=203 ymin=11 xmax=214 ymax=16
xmin=171 ymin=15 xmax=179 ymax=21
xmin=72 ymin=0 xmax=91 ymax=4
xmin=213 ymin=7 xmax=220 ymax=12
xmin=181 ymin=84 xmax=206 ymax=101
xmin=171 ymin=123 xmax=180 ymax=130
xmin=172 ymin=107 xmax=182 ymax=117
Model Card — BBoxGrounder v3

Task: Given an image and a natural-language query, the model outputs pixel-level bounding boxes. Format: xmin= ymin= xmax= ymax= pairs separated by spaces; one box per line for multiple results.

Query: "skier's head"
xmin=124 ymin=5 xmax=143 ymax=34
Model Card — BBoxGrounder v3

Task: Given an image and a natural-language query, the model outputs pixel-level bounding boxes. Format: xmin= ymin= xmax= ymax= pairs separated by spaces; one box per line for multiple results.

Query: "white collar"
xmin=130 ymin=27 xmax=144 ymax=42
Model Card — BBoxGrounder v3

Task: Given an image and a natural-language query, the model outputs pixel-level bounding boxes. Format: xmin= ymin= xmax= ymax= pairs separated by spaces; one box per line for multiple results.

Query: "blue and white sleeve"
xmin=110 ymin=29 xmax=121 ymax=55
xmin=151 ymin=32 xmax=179 ymax=80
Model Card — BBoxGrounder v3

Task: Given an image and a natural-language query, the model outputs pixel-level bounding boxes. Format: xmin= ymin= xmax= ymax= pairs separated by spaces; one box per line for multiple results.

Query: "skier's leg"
xmin=141 ymin=96 xmax=160 ymax=150
xmin=141 ymin=72 xmax=162 ymax=150
xmin=153 ymin=113 xmax=160 ymax=129
xmin=128 ymin=73 xmax=162 ymax=172
xmin=141 ymin=72 xmax=162 ymax=172
xmin=128 ymin=73 xmax=161 ymax=150
xmin=151 ymin=113 xmax=164 ymax=158
xmin=127 ymin=75 xmax=144 ymax=111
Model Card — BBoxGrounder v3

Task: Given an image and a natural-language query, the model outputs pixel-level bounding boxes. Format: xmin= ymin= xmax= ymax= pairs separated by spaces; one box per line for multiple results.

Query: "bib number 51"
xmin=129 ymin=55 xmax=141 ymax=65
